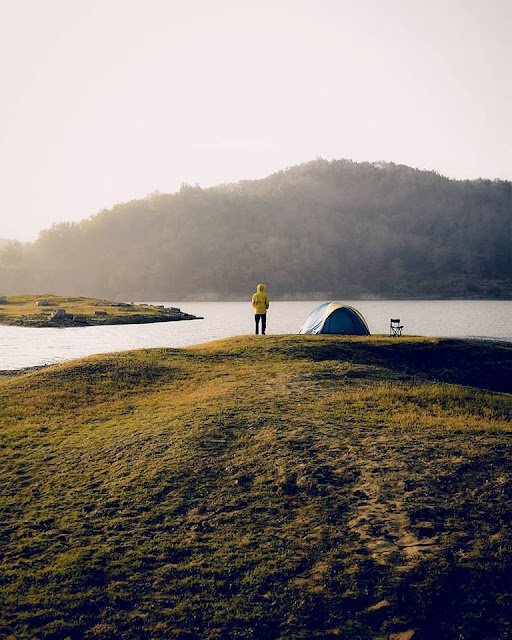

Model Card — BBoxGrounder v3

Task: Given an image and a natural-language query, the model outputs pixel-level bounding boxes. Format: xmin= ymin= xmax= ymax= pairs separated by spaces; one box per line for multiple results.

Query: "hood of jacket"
xmin=256 ymin=284 xmax=266 ymax=292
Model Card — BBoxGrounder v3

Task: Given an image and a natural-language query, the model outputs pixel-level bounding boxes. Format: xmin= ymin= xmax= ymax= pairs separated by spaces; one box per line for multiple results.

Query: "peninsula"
xmin=0 ymin=294 xmax=201 ymax=327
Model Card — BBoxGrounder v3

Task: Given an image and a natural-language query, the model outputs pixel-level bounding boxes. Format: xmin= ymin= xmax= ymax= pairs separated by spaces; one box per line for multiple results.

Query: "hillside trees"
xmin=0 ymin=159 xmax=510 ymax=299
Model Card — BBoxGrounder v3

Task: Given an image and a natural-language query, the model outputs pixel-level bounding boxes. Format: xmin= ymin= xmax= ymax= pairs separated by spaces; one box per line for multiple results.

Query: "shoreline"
xmin=0 ymin=314 xmax=204 ymax=329
xmin=1 ymin=335 xmax=510 ymax=375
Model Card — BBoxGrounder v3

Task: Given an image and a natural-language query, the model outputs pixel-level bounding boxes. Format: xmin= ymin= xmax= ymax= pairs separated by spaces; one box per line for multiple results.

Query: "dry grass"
xmin=0 ymin=294 xmax=196 ymax=326
xmin=0 ymin=335 xmax=511 ymax=639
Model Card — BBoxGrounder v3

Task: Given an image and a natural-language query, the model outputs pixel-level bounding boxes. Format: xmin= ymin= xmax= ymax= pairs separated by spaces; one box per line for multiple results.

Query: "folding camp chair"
xmin=390 ymin=318 xmax=403 ymax=337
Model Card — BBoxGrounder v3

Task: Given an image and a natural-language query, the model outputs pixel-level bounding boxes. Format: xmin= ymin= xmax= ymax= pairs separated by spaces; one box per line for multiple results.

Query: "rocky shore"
xmin=0 ymin=294 xmax=202 ymax=327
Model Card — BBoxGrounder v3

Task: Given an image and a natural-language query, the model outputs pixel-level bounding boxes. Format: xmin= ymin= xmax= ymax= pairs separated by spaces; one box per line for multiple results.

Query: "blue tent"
xmin=299 ymin=302 xmax=370 ymax=335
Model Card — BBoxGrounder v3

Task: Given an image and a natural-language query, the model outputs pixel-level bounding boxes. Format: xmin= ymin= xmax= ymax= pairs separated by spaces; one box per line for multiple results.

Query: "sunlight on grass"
xmin=1 ymin=335 xmax=511 ymax=639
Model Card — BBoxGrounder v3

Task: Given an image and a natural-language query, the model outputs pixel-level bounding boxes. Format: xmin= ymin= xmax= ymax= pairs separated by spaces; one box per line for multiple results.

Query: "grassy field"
xmin=1 ymin=335 xmax=511 ymax=639
xmin=0 ymin=295 xmax=199 ymax=327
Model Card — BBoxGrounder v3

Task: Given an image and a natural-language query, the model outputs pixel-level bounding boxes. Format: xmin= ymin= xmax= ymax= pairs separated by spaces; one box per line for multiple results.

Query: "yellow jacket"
xmin=252 ymin=284 xmax=270 ymax=314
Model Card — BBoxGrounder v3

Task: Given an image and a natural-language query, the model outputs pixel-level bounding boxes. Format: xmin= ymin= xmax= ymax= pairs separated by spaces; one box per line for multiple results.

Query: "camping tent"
xmin=299 ymin=302 xmax=370 ymax=335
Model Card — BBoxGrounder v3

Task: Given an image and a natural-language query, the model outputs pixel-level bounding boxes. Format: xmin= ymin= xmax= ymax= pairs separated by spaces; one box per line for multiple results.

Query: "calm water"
xmin=0 ymin=300 xmax=510 ymax=371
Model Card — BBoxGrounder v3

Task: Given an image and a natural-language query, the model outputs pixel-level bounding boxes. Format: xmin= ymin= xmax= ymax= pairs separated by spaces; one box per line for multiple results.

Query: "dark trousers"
xmin=255 ymin=314 xmax=266 ymax=334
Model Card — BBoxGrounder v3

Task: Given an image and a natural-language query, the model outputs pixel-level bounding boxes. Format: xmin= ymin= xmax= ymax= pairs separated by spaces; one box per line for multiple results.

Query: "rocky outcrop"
xmin=50 ymin=309 xmax=67 ymax=321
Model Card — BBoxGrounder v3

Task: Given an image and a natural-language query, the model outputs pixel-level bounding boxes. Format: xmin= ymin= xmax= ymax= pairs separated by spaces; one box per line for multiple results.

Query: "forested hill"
xmin=1 ymin=159 xmax=511 ymax=300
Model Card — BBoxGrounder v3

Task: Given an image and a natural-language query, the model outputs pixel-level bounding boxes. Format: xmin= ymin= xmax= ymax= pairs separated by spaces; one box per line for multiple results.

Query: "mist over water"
xmin=1 ymin=300 xmax=510 ymax=371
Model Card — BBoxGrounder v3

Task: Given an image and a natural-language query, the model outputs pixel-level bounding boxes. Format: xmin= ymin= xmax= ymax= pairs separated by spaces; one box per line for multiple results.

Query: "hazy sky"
xmin=0 ymin=0 xmax=510 ymax=241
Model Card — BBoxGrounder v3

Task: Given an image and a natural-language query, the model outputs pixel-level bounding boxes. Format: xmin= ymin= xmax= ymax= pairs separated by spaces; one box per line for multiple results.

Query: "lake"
xmin=1 ymin=300 xmax=510 ymax=371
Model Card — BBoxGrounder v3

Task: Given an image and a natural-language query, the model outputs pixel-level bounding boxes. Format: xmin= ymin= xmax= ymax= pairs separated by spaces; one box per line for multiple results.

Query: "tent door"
xmin=324 ymin=309 xmax=356 ymax=334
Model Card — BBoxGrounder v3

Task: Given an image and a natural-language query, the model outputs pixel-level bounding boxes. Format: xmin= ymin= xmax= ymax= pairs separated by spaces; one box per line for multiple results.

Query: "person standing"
xmin=252 ymin=283 xmax=270 ymax=334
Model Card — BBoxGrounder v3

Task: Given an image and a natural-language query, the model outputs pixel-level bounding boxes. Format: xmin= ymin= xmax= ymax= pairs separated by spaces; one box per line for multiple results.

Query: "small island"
xmin=0 ymin=294 xmax=202 ymax=327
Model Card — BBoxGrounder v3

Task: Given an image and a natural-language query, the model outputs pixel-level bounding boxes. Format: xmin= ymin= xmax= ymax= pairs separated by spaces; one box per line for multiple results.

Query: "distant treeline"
xmin=1 ymin=159 xmax=511 ymax=299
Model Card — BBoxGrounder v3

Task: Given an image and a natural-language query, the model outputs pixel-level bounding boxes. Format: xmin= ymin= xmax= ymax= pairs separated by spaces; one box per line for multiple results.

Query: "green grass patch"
xmin=1 ymin=335 xmax=511 ymax=639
